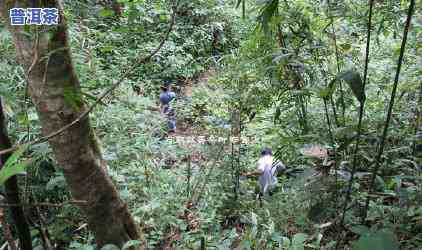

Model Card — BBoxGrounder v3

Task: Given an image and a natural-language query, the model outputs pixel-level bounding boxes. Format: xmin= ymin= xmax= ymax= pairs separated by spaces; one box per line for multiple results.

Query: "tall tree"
xmin=0 ymin=98 xmax=33 ymax=250
xmin=0 ymin=1 xmax=140 ymax=248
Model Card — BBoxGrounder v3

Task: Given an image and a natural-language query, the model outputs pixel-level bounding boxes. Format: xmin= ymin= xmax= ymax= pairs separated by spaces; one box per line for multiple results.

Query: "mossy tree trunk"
xmin=0 ymin=1 xmax=140 ymax=248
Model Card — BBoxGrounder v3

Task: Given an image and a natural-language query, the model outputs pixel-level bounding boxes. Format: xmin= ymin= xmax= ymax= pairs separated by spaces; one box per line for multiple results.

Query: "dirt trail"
xmin=181 ymin=68 xmax=217 ymax=97
xmin=168 ymin=69 xmax=218 ymax=164
xmin=159 ymin=70 xmax=220 ymax=249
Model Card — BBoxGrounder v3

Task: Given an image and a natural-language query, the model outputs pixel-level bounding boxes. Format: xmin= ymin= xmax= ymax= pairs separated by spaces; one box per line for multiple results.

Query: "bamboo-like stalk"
xmin=361 ymin=0 xmax=415 ymax=222
xmin=338 ymin=0 xmax=375 ymax=233
xmin=412 ymin=81 xmax=422 ymax=156
xmin=327 ymin=0 xmax=346 ymax=125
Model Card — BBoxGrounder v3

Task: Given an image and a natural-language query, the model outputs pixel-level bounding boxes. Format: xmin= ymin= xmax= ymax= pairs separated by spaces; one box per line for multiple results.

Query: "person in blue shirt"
xmin=159 ymin=85 xmax=176 ymax=133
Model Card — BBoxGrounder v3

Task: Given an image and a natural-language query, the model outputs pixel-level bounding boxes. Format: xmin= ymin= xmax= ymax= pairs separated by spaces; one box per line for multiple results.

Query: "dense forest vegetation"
xmin=0 ymin=0 xmax=421 ymax=249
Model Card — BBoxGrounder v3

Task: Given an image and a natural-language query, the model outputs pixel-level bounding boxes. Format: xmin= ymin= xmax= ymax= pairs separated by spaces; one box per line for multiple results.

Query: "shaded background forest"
xmin=0 ymin=0 xmax=421 ymax=249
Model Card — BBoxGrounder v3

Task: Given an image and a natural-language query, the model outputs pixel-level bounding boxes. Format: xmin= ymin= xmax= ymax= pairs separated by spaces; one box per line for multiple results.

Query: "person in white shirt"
xmin=243 ymin=148 xmax=286 ymax=196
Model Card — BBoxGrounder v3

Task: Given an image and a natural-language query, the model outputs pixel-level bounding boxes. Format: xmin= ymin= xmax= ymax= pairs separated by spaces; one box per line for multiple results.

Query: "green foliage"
xmin=338 ymin=70 xmax=366 ymax=103
xmin=352 ymin=229 xmax=399 ymax=250
xmin=122 ymin=240 xmax=142 ymax=249
xmin=100 ymin=244 xmax=120 ymax=250
xmin=98 ymin=9 xmax=115 ymax=18
xmin=0 ymin=145 xmax=31 ymax=185
xmin=69 ymin=242 xmax=95 ymax=250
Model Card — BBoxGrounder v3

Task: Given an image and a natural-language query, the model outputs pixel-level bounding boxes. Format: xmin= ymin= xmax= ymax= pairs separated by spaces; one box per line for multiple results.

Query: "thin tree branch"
xmin=0 ymin=199 xmax=87 ymax=208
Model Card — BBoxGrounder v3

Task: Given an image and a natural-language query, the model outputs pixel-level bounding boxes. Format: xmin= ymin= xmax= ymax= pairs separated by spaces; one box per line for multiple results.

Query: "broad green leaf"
xmin=292 ymin=233 xmax=308 ymax=250
xmin=0 ymin=159 xmax=31 ymax=185
xmin=339 ymin=70 xmax=365 ymax=103
xmin=293 ymin=233 xmax=308 ymax=244
xmin=340 ymin=43 xmax=352 ymax=52
xmin=122 ymin=240 xmax=142 ymax=250
xmin=318 ymin=79 xmax=337 ymax=99
xmin=3 ymin=144 xmax=29 ymax=167
xmin=30 ymin=229 xmax=40 ymax=237
xmin=352 ymin=230 xmax=399 ymax=250
xmin=100 ymin=45 xmax=114 ymax=53
xmin=101 ymin=244 xmax=119 ymax=250
xmin=99 ymin=9 xmax=115 ymax=17
xmin=0 ymin=144 xmax=31 ymax=185
xmin=350 ymin=225 xmax=370 ymax=236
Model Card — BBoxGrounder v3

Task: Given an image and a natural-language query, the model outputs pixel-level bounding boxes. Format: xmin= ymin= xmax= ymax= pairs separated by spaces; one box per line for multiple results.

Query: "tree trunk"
xmin=111 ymin=0 xmax=122 ymax=17
xmin=0 ymin=98 xmax=33 ymax=250
xmin=0 ymin=1 xmax=140 ymax=248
